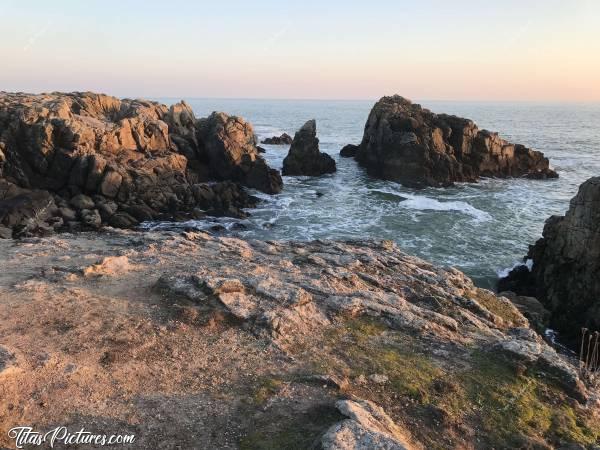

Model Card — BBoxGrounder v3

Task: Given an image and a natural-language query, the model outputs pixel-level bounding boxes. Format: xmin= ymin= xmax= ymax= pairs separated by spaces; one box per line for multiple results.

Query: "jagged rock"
xmin=282 ymin=120 xmax=336 ymax=176
xmin=80 ymin=209 xmax=102 ymax=229
xmin=355 ymin=95 xmax=558 ymax=187
xmin=196 ymin=112 xmax=283 ymax=194
xmin=322 ymin=399 xmax=414 ymax=450
xmin=0 ymin=92 xmax=282 ymax=237
xmin=0 ymin=225 xmax=11 ymax=239
xmin=0 ymin=181 xmax=57 ymax=236
xmin=499 ymin=177 xmax=600 ymax=344
xmin=261 ymin=133 xmax=293 ymax=145
xmin=108 ymin=212 xmax=139 ymax=229
xmin=500 ymin=291 xmax=550 ymax=333
xmin=340 ymin=144 xmax=359 ymax=158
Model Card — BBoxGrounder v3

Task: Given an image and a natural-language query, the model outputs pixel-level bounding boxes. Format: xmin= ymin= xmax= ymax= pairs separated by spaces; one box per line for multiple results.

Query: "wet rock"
xmin=340 ymin=144 xmax=359 ymax=158
xmin=322 ymin=399 xmax=414 ymax=450
xmin=282 ymin=120 xmax=336 ymax=176
xmin=500 ymin=177 xmax=600 ymax=344
xmin=261 ymin=133 xmax=293 ymax=145
xmin=58 ymin=207 xmax=77 ymax=222
xmin=80 ymin=209 xmax=102 ymax=229
xmin=0 ymin=182 xmax=58 ymax=236
xmin=355 ymin=95 xmax=558 ymax=187
xmin=109 ymin=212 xmax=139 ymax=229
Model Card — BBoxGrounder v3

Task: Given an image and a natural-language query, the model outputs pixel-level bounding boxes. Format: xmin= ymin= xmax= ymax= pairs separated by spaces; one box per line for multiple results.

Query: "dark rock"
xmin=261 ymin=133 xmax=293 ymax=145
xmin=0 ymin=181 xmax=58 ymax=236
xmin=500 ymin=177 xmax=600 ymax=345
xmin=340 ymin=144 xmax=359 ymax=158
xmin=355 ymin=95 xmax=558 ymax=187
xmin=58 ymin=207 xmax=77 ymax=222
xmin=80 ymin=209 xmax=102 ymax=229
xmin=0 ymin=225 xmax=12 ymax=239
xmin=0 ymin=92 xmax=283 ymax=236
xmin=109 ymin=212 xmax=139 ymax=229
xmin=500 ymin=291 xmax=550 ymax=333
xmin=196 ymin=112 xmax=283 ymax=194
xmin=256 ymin=146 xmax=266 ymax=153
xmin=282 ymin=120 xmax=336 ymax=176
xmin=497 ymin=265 xmax=536 ymax=297
xmin=70 ymin=194 xmax=95 ymax=211
xmin=124 ymin=204 xmax=156 ymax=222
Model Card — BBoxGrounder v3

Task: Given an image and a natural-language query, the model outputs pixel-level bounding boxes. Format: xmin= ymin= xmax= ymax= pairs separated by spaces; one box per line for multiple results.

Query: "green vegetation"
xmin=313 ymin=316 xmax=600 ymax=448
xmin=470 ymin=289 xmax=525 ymax=326
xmin=249 ymin=377 xmax=283 ymax=406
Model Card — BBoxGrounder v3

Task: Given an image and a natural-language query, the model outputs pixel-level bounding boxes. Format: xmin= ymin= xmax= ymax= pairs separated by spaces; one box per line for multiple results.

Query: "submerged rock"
xmin=354 ymin=95 xmax=558 ymax=187
xmin=261 ymin=133 xmax=293 ymax=145
xmin=500 ymin=177 xmax=600 ymax=344
xmin=282 ymin=120 xmax=336 ymax=176
xmin=0 ymin=92 xmax=282 ymax=237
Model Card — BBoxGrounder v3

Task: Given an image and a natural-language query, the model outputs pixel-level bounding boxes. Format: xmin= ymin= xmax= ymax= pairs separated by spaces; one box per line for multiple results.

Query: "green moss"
xmin=458 ymin=351 xmax=599 ymax=448
xmin=471 ymin=289 xmax=524 ymax=326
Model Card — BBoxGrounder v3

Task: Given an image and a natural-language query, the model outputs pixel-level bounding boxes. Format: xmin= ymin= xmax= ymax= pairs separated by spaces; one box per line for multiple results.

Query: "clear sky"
xmin=1 ymin=0 xmax=599 ymax=101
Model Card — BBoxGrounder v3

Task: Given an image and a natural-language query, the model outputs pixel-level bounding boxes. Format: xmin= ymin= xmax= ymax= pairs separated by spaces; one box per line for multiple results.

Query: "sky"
xmin=1 ymin=0 xmax=599 ymax=101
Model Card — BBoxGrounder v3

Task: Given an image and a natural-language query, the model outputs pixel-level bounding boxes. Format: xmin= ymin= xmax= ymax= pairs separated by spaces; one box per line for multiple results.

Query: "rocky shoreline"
xmin=1 ymin=230 xmax=598 ymax=448
xmin=1 ymin=91 xmax=599 ymax=449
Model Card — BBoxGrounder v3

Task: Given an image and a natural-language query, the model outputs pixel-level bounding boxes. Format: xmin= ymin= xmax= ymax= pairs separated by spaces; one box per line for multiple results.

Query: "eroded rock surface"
xmin=282 ymin=120 xmax=336 ymax=176
xmin=261 ymin=133 xmax=293 ymax=145
xmin=0 ymin=232 xmax=596 ymax=449
xmin=354 ymin=95 xmax=558 ymax=187
xmin=0 ymin=92 xmax=281 ymax=237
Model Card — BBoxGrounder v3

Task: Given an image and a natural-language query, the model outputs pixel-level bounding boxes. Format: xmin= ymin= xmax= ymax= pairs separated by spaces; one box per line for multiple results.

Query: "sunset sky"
xmin=1 ymin=0 xmax=599 ymax=101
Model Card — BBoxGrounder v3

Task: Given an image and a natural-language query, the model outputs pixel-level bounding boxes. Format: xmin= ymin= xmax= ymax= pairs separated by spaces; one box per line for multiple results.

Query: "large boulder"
xmin=0 ymin=92 xmax=282 ymax=236
xmin=499 ymin=177 xmax=600 ymax=344
xmin=355 ymin=95 xmax=558 ymax=187
xmin=282 ymin=120 xmax=336 ymax=176
xmin=196 ymin=112 xmax=283 ymax=194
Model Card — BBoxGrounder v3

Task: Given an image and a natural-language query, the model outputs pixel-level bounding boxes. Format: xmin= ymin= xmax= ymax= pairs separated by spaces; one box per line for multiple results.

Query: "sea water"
xmin=152 ymin=98 xmax=600 ymax=289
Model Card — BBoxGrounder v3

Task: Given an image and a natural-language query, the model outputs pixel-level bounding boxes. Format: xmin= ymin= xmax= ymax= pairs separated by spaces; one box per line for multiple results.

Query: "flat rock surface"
xmin=0 ymin=231 xmax=597 ymax=449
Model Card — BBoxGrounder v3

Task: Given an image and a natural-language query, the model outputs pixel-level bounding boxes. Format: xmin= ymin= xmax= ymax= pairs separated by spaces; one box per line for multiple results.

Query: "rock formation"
xmin=282 ymin=120 xmax=336 ymax=176
xmin=499 ymin=177 xmax=600 ymax=344
xmin=0 ymin=231 xmax=596 ymax=448
xmin=261 ymin=133 xmax=293 ymax=145
xmin=340 ymin=144 xmax=359 ymax=158
xmin=0 ymin=92 xmax=282 ymax=237
xmin=354 ymin=95 xmax=558 ymax=188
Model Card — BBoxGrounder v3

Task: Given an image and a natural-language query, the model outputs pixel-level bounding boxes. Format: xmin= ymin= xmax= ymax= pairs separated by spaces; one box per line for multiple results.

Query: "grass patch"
xmin=250 ymin=377 xmax=283 ymax=406
xmin=470 ymin=289 xmax=525 ymax=326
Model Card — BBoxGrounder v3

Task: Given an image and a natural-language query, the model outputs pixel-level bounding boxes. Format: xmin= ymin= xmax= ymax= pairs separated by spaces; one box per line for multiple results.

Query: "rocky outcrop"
xmin=340 ymin=144 xmax=359 ymax=158
xmin=499 ymin=177 xmax=600 ymax=344
xmin=0 ymin=92 xmax=282 ymax=237
xmin=354 ymin=95 xmax=558 ymax=188
xmin=282 ymin=120 xmax=336 ymax=176
xmin=0 ymin=231 xmax=596 ymax=449
xmin=322 ymin=400 xmax=414 ymax=450
xmin=261 ymin=133 xmax=293 ymax=145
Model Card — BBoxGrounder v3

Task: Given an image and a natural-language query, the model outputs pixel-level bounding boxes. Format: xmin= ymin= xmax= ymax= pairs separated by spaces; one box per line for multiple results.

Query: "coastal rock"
xmin=261 ymin=133 xmax=293 ymax=145
xmin=322 ymin=399 xmax=414 ymax=450
xmin=0 ymin=92 xmax=282 ymax=237
xmin=196 ymin=112 xmax=283 ymax=194
xmin=0 ymin=180 xmax=57 ymax=237
xmin=0 ymin=232 xmax=596 ymax=448
xmin=340 ymin=144 xmax=359 ymax=158
xmin=355 ymin=95 xmax=558 ymax=187
xmin=500 ymin=177 xmax=600 ymax=344
xmin=282 ymin=120 xmax=336 ymax=176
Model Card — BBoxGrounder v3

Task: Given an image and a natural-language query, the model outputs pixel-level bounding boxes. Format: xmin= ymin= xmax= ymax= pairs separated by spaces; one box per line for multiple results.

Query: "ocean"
xmin=153 ymin=98 xmax=600 ymax=289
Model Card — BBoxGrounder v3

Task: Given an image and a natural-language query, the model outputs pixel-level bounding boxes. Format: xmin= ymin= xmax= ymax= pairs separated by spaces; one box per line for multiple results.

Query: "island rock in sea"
xmin=354 ymin=95 xmax=558 ymax=187
xmin=282 ymin=120 xmax=336 ymax=176
xmin=0 ymin=231 xmax=596 ymax=448
xmin=0 ymin=92 xmax=283 ymax=238
xmin=499 ymin=176 xmax=600 ymax=344
xmin=261 ymin=133 xmax=293 ymax=145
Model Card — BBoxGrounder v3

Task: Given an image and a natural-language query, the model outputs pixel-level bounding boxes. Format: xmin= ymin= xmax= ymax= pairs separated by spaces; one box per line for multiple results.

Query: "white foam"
xmin=371 ymin=188 xmax=492 ymax=222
